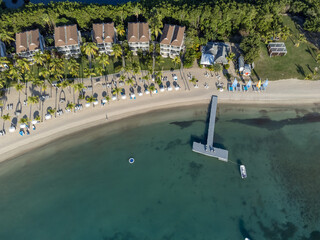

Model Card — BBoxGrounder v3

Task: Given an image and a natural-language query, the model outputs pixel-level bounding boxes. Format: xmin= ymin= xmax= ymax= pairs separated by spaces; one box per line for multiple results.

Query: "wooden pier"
xmin=192 ymin=96 xmax=228 ymax=162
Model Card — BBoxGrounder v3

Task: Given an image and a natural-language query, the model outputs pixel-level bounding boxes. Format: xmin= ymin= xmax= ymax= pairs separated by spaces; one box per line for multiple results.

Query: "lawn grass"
xmin=254 ymin=15 xmax=320 ymax=81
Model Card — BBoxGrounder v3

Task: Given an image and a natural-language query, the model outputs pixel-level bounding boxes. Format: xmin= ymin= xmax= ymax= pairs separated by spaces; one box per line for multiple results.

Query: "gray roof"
xmin=200 ymin=42 xmax=230 ymax=65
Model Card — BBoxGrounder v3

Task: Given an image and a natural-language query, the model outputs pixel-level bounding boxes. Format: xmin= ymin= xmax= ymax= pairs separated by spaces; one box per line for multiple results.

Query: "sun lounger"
xmin=19 ymin=130 xmax=24 ymax=136
xmin=242 ymin=85 xmax=248 ymax=91
xmin=228 ymin=83 xmax=234 ymax=92
xmin=236 ymin=83 xmax=241 ymax=91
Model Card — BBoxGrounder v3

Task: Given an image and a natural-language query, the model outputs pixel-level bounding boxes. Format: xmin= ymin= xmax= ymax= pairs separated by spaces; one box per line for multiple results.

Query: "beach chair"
xmin=228 ymin=83 xmax=234 ymax=92
xmin=260 ymin=79 xmax=269 ymax=91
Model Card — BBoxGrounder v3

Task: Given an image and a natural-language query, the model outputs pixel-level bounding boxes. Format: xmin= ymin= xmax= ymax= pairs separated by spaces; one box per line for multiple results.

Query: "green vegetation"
xmin=0 ymin=0 xmax=318 ymax=86
xmin=254 ymin=16 xmax=320 ymax=80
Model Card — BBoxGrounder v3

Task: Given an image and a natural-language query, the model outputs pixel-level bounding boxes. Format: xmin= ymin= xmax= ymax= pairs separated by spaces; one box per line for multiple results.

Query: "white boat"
xmin=240 ymin=165 xmax=247 ymax=179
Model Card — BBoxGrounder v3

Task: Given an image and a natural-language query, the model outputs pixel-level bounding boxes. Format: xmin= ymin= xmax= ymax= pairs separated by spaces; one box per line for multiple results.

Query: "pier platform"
xmin=192 ymin=96 xmax=228 ymax=162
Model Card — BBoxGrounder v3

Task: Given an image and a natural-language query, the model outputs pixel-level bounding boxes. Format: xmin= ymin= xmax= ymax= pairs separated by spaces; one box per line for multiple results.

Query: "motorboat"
xmin=240 ymin=165 xmax=247 ymax=179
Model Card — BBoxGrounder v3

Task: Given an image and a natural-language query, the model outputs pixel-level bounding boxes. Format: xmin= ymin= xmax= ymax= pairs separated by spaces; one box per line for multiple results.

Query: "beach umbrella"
xmin=32 ymin=120 xmax=38 ymax=125
xmin=257 ymin=80 xmax=261 ymax=88
xmin=93 ymin=100 xmax=99 ymax=105
xmin=246 ymin=80 xmax=252 ymax=88
xmin=85 ymin=102 xmax=91 ymax=108
xmin=9 ymin=126 xmax=16 ymax=133
xmin=263 ymin=79 xmax=269 ymax=87
xmin=20 ymin=123 xmax=26 ymax=129
xmin=45 ymin=114 xmax=51 ymax=120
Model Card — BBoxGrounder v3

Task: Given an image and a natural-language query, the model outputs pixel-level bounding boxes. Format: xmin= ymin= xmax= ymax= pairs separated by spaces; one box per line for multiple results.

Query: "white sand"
xmin=0 ymin=66 xmax=320 ymax=163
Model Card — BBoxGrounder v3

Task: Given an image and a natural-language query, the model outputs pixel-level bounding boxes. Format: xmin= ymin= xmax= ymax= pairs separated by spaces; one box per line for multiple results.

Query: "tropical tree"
xmin=19 ymin=117 xmax=29 ymax=125
xmin=73 ymin=82 xmax=86 ymax=101
xmin=35 ymin=115 xmax=41 ymax=122
xmin=132 ymin=3 xmax=141 ymax=21
xmin=81 ymin=42 xmax=98 ymax=68
xmin=116 ymin=24 xmax=125 ymax=37
xmin=96 ymin=53 xmax=109 ymax=77
xmin=112 ymin=87 xmax=123 ymax=100
xmin=189 ymin=76 xmax=197 ymax=85
xmin=105 ymin=95 xmax=110 ymax=104
xmin=0 ymin=29 xmax=14 ymax=44
xmin=316 ymin=53 xmax=320 ymax=64
xmin=148 ymin=8 xmax=163 ymax=40
xmin=148 ymin=85 xmax=156 ymax=96
xmin=48 ymin=108 xmax=56 ymax=117
xmin=226 ymin=52 xmax=236 ymax=63
xmin=14 ymin=83 xmax=24 ymax=100
xmin=295 ymin=34 xmax=307 ymax=47
xmin=68 ymin=58 xmax=80 ymax=78
xmin=125 ymin=78 xmax=135 ymax=87
xmin=66 ymin=102 xmax=75 ymax=112
xmin=1 ymin=113 xmax=10 ymax=130
xmin=27 ymin=96 xmax=39 ymax=120
xmin=172 ymin=56 xmax=181 ymax=68
xmin=111 ymin=44 xmax=123 ymax=60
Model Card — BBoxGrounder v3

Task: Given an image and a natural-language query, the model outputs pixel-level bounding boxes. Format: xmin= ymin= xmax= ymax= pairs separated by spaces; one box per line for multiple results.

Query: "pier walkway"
xmin=192 ymin=96 xmax=228 ymax=162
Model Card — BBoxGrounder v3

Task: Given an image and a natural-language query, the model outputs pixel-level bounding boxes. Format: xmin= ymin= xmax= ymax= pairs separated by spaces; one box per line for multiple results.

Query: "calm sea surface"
xmin=0 ymin=104 xmax=320 ymax=240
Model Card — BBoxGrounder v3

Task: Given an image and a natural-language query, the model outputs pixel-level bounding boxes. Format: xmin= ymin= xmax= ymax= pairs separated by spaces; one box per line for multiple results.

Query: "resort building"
xmin=0 ymin=41 xmax=6 ymax=57
xmin=127 ymin=22 xmax=150 ymax=54
xmin=92 ymin=22 xmax=116 ymax=55
xmin=15 ymin=29 xmax=45 ymax=61
xmin=267 ymin=42 xmax=287 ymax=57
xmin=200 ymin=42 xmax=230 ymax=66
xmin=238 ymin=56 xmax=251 ymax=76
xmin=54 ymin=24 xmax=81 ymax=58
xmin=159 ymin=24 xmax=185 ymax=58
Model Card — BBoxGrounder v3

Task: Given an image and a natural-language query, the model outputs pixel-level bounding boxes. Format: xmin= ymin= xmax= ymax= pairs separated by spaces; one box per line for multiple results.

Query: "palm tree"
xmin=148 ymin=85 xmax=156 ymax=96
xmin=35 ymin=115 xmax=41 ymax=122
xmin=33 ymin=51 xmax=46 ymax=67
xmin=81 ymin=42 xmax=98 ymax=69
xmin=317 ymin=53 xmax=320 ymax=64
xmin=84 ymin=67 xmax=96 ymax=95
xmin=27 ymin=96 xmax=39 ymax=120
xmin=86 ymin=96 xmax=96 ymax=107
xmin=226 ymin=52 xmax=235 ymax=63
xmin=96 ymin=53 xmax=109 ymax=80
xmin=189 ymin=76 xmax=197 ymax=85
xmin=172 ymin=56 xmax=181 ymax=68
xmin=116 ymin=24 xmax=125 ymax=37
xmin=19 ymin=117 xmax=29 ymax=125
xmin=67 ymin=58 xmax=80 ymax=79
xmin=48 ymin=108 xmax=56 ymax=117
xmin=295 ymin=34 xmax=307 ymax=47
xmin=73 ymin=83 xmax=86 ymax=102
xmin=66 ymin=102 xmax=75 ymax=112
xmin=112 ymin=87 xmax=123 ymax=100
xmin=119 ymin=74 xmax=126 ymax=82
xmin=0 ymin=29 xmax=14 ymax=44
xmin=125 ymin=78 xmax=135 ymax=87
xmin=111 ymin=44 xmax=123 ymax=60
xmin=1 ymin=113 xmax=10 ymax=131
xmin=148 ymin=8 xmax=163 ymax=40
xmin=14 ymin=83 xmax=24 ymax=100
xmin=132 ymin=3 xmax=141 ymax=20
xmin=105 ymin=95 xmax=110 ymax=104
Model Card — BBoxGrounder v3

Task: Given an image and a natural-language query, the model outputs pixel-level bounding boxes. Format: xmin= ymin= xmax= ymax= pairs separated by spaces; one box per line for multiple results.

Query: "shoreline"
xmin=1 ymin=73 xmax=320 ymax=163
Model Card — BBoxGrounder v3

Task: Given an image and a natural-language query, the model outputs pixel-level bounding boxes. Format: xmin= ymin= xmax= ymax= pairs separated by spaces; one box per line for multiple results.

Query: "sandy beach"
xmin=0 ymin=66 xmax=320 ymax=163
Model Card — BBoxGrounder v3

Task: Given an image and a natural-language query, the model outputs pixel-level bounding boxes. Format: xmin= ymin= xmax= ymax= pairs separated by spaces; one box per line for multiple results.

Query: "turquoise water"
xmin=0 ymin=104 xmax=320 ymax=240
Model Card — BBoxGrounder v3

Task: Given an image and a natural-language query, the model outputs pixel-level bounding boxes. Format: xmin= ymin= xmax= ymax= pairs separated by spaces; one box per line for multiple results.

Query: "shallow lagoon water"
xmin=0 ymin=104 xmax=320 ymax=240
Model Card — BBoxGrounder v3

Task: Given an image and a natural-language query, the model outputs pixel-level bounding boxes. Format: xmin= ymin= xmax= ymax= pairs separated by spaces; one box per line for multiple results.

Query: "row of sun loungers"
xmin=228 ymin=79 xmax=269 ymax=92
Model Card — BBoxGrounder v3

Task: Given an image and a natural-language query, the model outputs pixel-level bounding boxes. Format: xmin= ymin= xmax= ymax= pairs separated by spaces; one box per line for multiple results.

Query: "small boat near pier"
xmin=240 ymin=165 xmax=247 ymax=179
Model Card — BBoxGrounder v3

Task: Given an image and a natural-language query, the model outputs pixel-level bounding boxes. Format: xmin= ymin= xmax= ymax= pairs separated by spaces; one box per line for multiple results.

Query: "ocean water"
xmin=0 ymin=104 xmax=320 ymax=240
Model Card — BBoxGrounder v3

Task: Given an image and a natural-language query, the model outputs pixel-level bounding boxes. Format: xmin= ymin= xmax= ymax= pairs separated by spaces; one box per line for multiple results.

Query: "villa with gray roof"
xmin=160 ymin=24 xmax=185 ymax=58
xmin=200 ymin=42 xmax=230 ymax=66
xmin=127 ymin=22 xmax=150 ymax=54
xmin=16 ymin=29 xmax=45 ymax=61
xmin=54 ymin=24 xmax=81 ymax=57
xmin=92 ymin=22 xmax=116 ymax=55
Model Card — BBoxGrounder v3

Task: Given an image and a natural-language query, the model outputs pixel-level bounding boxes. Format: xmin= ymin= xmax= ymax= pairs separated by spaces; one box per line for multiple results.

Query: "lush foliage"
xmin=240 ymin=34 xmax=261 ymax=63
